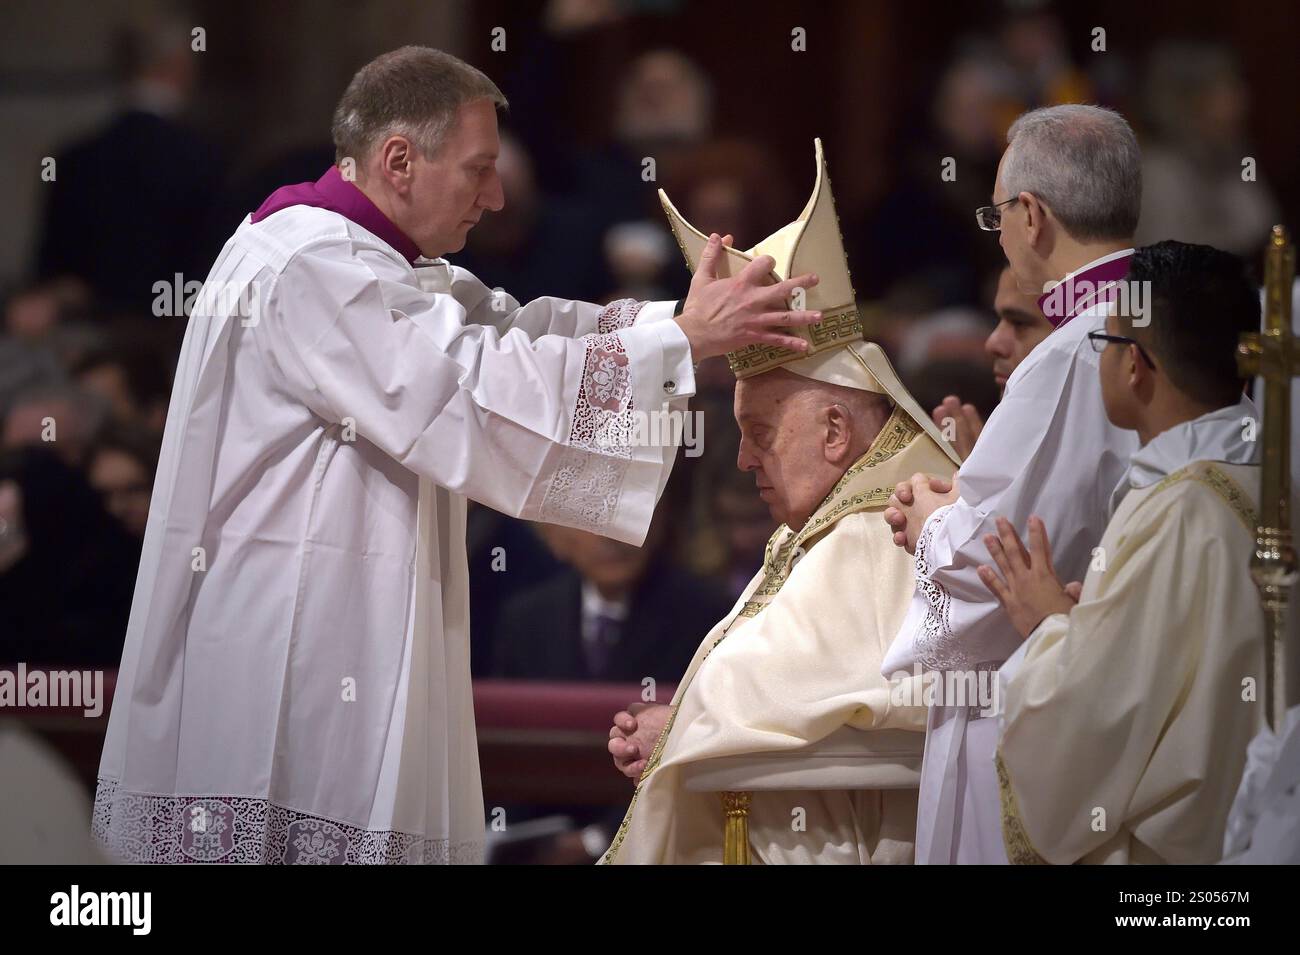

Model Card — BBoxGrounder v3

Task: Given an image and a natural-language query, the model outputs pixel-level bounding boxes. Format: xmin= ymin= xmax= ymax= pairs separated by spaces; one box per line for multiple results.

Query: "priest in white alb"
xmin=92 ymin=47 xmax=824 ymax=864
xmin=881 ymin=105 xmax=1143 ymax=864
xmin=602 ymin=142 xmax=961 ymax=864
xmin=980 ymin=241 xmax=1265 ymax=863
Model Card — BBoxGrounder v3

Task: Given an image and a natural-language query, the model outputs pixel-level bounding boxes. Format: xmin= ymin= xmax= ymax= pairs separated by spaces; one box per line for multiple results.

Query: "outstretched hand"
xmin=675 ymin=233 xmax=824 ymax=361
xmin=976 ymin=515 xmax=1081 ymax=638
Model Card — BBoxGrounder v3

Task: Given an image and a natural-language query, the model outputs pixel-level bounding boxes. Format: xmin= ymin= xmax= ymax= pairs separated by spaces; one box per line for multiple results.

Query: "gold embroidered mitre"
xmin=659 ymin=137 xmax=862 ymax=379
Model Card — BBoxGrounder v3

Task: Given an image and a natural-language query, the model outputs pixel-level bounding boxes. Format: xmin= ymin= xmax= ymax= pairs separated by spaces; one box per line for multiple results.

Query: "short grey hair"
xmin=1001 ymin=104 xmax=1141 ymax=242
xmin=331 ymin=46 xmax=508 ymax=165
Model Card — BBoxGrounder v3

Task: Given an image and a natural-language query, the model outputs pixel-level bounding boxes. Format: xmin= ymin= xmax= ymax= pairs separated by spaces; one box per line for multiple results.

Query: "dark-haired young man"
xmin=979 ymin=240 xmax=1265 ymax=863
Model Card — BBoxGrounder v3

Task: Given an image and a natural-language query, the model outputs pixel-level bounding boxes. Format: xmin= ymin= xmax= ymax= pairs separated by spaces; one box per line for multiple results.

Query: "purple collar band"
xmin=1037 ymin=250 xmax=1134 ymax=328
xmin=250 ymin=166 xmax=421 ymax=265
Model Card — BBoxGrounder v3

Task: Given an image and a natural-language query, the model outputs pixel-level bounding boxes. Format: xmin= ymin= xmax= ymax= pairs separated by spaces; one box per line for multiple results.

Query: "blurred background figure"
xmin=996 ymin=2 xmax=1095 ymax=113
xmin=601 ymin=221 xmax=676 ymax=303
xmin=485 ymin=476 xmax=733 ymax=866
xmin=492 ymin=503 xmax=730 ymax=686
xmin=853 ymin=54 xmax=1015 ymax=309
xmin=572 ymin=48 xmax=716 ymax=231
xmin=85 ymin=421 xmax=159 ymax=540
xmin=34 ymin=12 xmax=227 ymax=313
xmin=73 ymin=339 xmax=172 ymax=434
xmin=2 ymin=383 xmax=108 ymax=467
xmin=455 ymin=132 xmax=613 ymax=304
xmin=0 ymin=447 xmax=137 ymax=667
xmin=693 ymin=462 xmax=777 ymax=601
xmin=1136 ymin=41 xmax=1281 ymax=256
xmin=897 ymin=306 xmax=995 ymax=379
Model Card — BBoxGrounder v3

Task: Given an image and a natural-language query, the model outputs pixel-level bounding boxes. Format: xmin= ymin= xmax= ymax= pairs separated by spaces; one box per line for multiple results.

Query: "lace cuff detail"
xmin=912 ymin=504 xmax=974 ymax=672
xmin=537 ymin=331 xmax=636 ymax=532
xmin=92 ymin=777 xmax=483 ymax=865
xmin=595 ymin=298 xmax=645 ymax=335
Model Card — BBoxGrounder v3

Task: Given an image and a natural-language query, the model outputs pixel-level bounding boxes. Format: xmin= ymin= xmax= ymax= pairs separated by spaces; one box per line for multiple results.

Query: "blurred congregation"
xmin=2 ymin=0 xmax=1298 ymax=862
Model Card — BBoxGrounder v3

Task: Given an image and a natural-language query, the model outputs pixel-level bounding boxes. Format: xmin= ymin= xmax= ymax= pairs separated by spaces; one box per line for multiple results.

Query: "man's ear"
xmin=1126 ymin=342 xmax=1153 ymax=396
xmin=377 ymin=135 xmax=415 ymax=193
xmin=1020 ymin=192 xmax=1048 ymax=250
xmin=824 ymin=403 xmax=852 ymax=464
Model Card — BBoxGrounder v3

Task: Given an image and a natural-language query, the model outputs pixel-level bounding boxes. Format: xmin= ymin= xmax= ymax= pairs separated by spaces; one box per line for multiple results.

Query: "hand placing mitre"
xmin=883 ymin=472 xmax=961 ymax=554
xmin=674 ymin=233 xmax=823 ymax=361
xmin=931 ymin=395 xmax=984 ymax=461
xmin=608 ymin=702 xmax=671 ymax=782
xmin=976 ymin=515 xmax=1083 ymax=638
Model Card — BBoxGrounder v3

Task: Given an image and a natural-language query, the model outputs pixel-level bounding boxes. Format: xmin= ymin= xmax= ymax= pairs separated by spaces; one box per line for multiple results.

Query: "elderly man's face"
xmin=409 ymin=98 xmax=506 ymax=256
xmin=734 ymin=372 xmax=869 ymax=531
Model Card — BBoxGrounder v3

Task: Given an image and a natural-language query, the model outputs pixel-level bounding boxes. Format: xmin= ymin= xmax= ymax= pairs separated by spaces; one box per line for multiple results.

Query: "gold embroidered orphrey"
xmin=659 ymin=138 xmax=863 ymax=379
xmin=600 ymin=407 xmax=921 ymax=863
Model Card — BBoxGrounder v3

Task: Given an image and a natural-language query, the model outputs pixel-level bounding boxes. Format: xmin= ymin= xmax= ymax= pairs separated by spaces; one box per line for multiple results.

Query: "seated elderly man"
xmin=600 ymin=140 xmax=960 ymax=864
xmin=602 ymin=337 xmax=959 ymax=864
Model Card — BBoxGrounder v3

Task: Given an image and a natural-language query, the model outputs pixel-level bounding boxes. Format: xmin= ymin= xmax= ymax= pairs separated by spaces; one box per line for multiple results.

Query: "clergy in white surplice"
xmin=881 ymin=105 xmax=1142 ymax=864
xmin=602 ymin=142 xmax=962 ymax=864
xmin=92 ymin=47 xmax=824 ymax=864
xmin=980 ymin=241 xmax=1265 ymax=864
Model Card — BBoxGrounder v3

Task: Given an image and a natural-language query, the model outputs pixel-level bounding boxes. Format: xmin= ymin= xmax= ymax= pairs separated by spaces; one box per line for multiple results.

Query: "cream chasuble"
xmin=998 ymin=454 xmax=1265 ymax=865
xmin=602 ymin=408 xmax=957 ymax=864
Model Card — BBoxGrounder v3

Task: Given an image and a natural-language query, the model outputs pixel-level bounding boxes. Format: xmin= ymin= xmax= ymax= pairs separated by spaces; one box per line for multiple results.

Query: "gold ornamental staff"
xmin=1237 ymin=224 xmax=1299 ymax=731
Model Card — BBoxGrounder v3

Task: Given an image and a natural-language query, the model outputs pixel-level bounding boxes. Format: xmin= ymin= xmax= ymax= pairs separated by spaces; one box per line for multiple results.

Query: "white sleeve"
xmin=882 ymin=327 xmax=1136 ymax=674
xmin=443 ymin=263 xmax=681 ymax=343
xmin=256 ymin=240 xmax=694 ymax=544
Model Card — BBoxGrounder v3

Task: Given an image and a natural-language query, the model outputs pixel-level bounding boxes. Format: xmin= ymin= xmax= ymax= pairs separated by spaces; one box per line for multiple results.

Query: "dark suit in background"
xmin=491 ymin=557 xmax=733 ymax=686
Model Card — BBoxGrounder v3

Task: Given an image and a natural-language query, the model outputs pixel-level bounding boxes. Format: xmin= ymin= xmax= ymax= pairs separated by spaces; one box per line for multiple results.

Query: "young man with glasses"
xmin=881 ymin=104 xmax=1143 ymax=864
xmin=978 ymin=240 xmax=1264 ymax=864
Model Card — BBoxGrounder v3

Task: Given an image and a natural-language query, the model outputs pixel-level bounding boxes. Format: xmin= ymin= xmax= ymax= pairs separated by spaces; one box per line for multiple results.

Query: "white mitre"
xmin=660 ymin=138 xmax=960 ymax=467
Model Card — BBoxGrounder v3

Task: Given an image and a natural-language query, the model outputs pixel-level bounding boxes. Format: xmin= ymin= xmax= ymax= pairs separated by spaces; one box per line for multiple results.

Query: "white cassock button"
xmin=663 ymin=380 xmax=677 ymax=395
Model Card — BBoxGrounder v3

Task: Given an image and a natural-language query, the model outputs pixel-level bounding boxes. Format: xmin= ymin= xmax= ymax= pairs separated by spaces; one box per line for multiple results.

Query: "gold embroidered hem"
xmin=997 ymin=751 xmax=1048 ymax=865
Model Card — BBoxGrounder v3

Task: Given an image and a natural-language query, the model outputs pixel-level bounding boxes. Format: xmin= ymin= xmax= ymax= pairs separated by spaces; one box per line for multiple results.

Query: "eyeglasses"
xmin=975 ymin=197 xmax=1019 ymax=232
xmin=1087 ymin=331 xmax=1157 ymax=370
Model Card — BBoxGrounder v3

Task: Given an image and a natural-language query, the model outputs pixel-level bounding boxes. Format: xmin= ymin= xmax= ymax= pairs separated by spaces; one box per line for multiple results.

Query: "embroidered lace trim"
xmin=538 ymin=329 xmax=639 ymax=532
xmin=596 ymin=298 xmax=644 ymax=335
xmin=912 ymin=504 xmax=973 ymax=671
xmin=92 ymin=777 xmax=483 ymax=865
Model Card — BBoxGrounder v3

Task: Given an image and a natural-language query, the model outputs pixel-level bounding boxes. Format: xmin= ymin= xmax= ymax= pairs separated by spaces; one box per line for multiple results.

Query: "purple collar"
xmin=1037 ymin=249 xmax=1134 ymax=329
xmin=250 ymin=166 xmax=421 ymax=265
